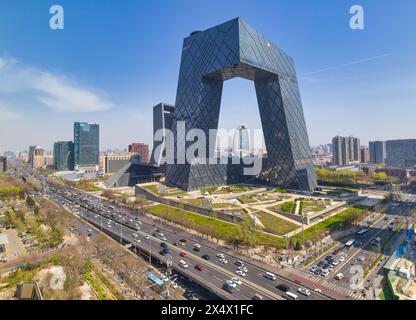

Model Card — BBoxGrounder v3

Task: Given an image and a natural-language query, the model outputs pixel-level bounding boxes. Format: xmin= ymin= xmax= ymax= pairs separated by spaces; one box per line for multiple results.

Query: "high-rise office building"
xmin=233 ymin=124 xmax=250 ymax=156
xmin=28 ymin=145 xmax=37 ymax=166
xmin=0 ymin=156 xmax=7 ymax=172
xmin=166 ymin=18 xmax=316 ymax=191
xmin=360 ymin=146 xmax=369 ymax=163
xmin=74 ymin=122 xmax=99 ymax=171
xmin=369 ymin=141 xmax=386 ymax=164
xmin=386 ymin=139 xmax=416 ymax=168
xmin=53 ymin=141 xmax=75 ymax=171
xmin=150 ymin=103 xmax=175 ymax=166
xmin=103 ymin=152 xmax=140 ymax=174
xmin=128 ymin=143 xmax=150 ymax=163
xmin=332 ymin=136 xmax=360 ymax=166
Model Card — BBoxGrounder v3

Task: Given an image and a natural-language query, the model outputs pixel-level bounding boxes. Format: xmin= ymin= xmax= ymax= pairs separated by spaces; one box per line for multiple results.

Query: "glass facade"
xmin=53 ymin=141 xmax=74 ymax=171
xmin=166 ymin=18 xmax=317 ymax=191
xmin=74 ymin=122 xmax=99 ymax=167
xmin=386 ymin=139 xmax=416 ymax=167
xmin=369 ymin=141 xmax=386 ymax=164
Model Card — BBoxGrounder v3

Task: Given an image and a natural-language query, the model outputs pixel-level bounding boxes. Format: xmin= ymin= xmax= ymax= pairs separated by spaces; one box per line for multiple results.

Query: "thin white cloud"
xmin=0 ymin=103 xmax=20 ymax=121
xmin=0 ymin=55 xmax=113 ymax=113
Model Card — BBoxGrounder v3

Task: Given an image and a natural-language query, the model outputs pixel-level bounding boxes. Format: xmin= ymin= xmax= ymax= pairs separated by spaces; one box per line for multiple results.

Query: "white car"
xmin=298 ymin=288 xmax=311 ymax=296
xmin=144 ymin=235 xmax=150 ymax=240
xmin=238 ymin=266 xmax=248 ymax=273
xmin=321 ymin=270 xmax=330 ymax=277
xmin=335 ymin=273 xmax=344 ymax=280
xmin=338 ymin=256 xmax=346 ymax=262
xmin=332 ymin=259 xmax=340 ymax=266
xmin=314 ymin=288 xmax=322 ymax=293
xmin=133 ymin=233 xmax=138 ymax=238
xmin=160 ymin=275 xmax=169 ymax=283
xmin=231 ymin=277 xmax=242 ymax=285
xmin=136 ymin=239 xmax=141 ymax=243
xmin=235 ymin=270 xmax=246 ymax=277
xmin=357 ymin=255 xmax=365 ymax=262
xmin=226 ymin=280 xmax=237 ymax=288
xmin=216 ymin=253 xmax=225 ymax=259
xmin=162 ymin=237 xmax=167 ymax=241
xmin=179 ymin=260 xmax=189 ymax=268
xmin=193 ymin=243 xmax=201 ymax=249
xmin=219 ymin=258 xmax=228 ymax=264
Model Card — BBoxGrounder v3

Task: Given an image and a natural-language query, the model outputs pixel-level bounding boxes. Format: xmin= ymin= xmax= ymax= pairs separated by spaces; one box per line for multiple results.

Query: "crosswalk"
xmin=281 ymin=266 xmax=365 ymax=300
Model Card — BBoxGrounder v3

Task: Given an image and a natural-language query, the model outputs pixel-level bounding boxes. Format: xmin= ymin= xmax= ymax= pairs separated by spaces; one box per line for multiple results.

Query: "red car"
xmin=194 ymin=265 xmax=203 ymax=271
xmin=332 ymin=249 xmax=339 ymax=255
xmin=179 ymin=252 xmax=187 ymax=257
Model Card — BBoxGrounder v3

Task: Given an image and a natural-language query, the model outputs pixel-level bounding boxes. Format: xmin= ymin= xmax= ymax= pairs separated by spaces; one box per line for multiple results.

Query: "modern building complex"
xmin=128 ymin=143 xmax=150 ymax=163
xmin=233 ymin=124 xmax=250 ymax=156
xmin=386 ymin=139 xmax=416 ymax=168
xmin=369 ymin=140 xmax=386 ymax=164
xmin=0 ymin=156 xmax=6 ymax=173
xmin=103 ymin=152 xmax=141 ymax=174
xmin=360 ymin=146 xmax=369 ymax=163
xmin=74 ymin=122 xmax=99 ymax=171
xmin=150 ymin=103 xmax=175 ymax=166
xmin=332 ymin=136 xmax=360 ymax=166
xmin=53 ymin=141 xmax=74 ymax=171
xmin=166 ymin=18 xmax=316 ymax=191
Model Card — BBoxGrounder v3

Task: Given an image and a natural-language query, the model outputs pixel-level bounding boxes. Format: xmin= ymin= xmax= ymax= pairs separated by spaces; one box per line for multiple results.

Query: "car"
xmin=384 ymin=216 xmax=389 ymax=221
xmin=324 ymin=255 xmax=332 ymax=261
xmin=235 ymin=260 xmax=244 ymax=266
xmin=193 ymin=243 xmax=201 ymax=249
xmin=328 ymin=265 xmax=335 ymax=272
xmin=160 ymin=275 xmax=169 ymax=283
xmin=193 ymin=247 xmax=201 ymax=252
xmin=309 ymin=265 xmax=318 ymax=273
xmin=173 ymin=242 xmax=179 ymax=246
xmin=238 ymin=266 xmax=248 ymax=273
xmin=201 ymin=255 xmax=210 ymax=260
xmin=87 ymin=229 xmax=92 ymax=233
xmin=317 ymin=261 xmax=326 ymax=268
xmin=179 ymin=252 xmax=187 ymax=257
xmin=136 ymin=239 xmax=141 ymax=243
xmin=338 ymin=256 xmax=346 ymax=262
xmin=252 ymin=293 xmax=264 ymax=300
xmin=314 ymin=288 xmax=322 ymax=293
xmin=231 ymin=277 xmax=242 ymax=285
xmin=225 ymin=280 xmax=237 ymax=288
xmin=216 ymin=253 xmax=225 ymax=259
xmin=321 ymin=270 xmax=330 ymax=277
xmin=161 ymin=237 xmax=167 ymax=241
xmin=235 ymin=270 xmax=246 ymax=277
xmin=298 ymin=288 xmax=311 ymax=296
xmin=335 ymin=273 xmax=344 ymax=280
xmin=219 ymin=258 xmax=228 ymax=264
xmin=194 ymin=264 xmax=204 ymax=271
xmin=357 ymin=255 xmax=365 ymax=262
xmin=160 ymin=242 xmax=168 ymax=248
xmin=133 ymin=233 xmax=138 ymax=238
xmin=313 ymin=268 xmax=322 ymax=275
xmin=144 ymin=235 xmax=150 ymax=240
xmin=276 ymin=284 xmax=290 ymax=292
xmin=332 ymin=249 xmax=340 ymax=255
xmin=179 ymin=260 xmax=189 ymax=268
xmin=332 ymin=259 xmax=340 ymax=266
xmin=179 ymin=239 xmax=187 ymax=246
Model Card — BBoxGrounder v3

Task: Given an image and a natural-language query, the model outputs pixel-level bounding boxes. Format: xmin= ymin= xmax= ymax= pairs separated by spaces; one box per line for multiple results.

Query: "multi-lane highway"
xmin=13 ymin=163 xmax=333 ymax=301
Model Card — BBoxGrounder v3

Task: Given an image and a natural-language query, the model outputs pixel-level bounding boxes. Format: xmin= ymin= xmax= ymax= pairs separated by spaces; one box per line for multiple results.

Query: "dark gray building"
xmin=369 ymin=141 xmax=386 ymax=164
xmin=0 ymin=156 xmax=6 ymax=172
xmin=74 ymin=122 xmax=99 ymax=170
xmin=53 ymin=141 xmax=74 ymax=171
xmin=28 ymin=145 xmax=36 ymax=166
xmin=150 ymin=103 xmax=175 ymax=166
xmin=332 ymin=136 xmax=360 ymax=166
xmin=386 ymin=139 xmax=416 ymax=168
xmin=166 ymin=18 xmax=316 ymax=191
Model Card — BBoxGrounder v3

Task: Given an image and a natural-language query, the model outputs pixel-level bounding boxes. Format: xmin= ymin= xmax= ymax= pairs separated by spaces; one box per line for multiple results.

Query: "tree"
xmin=26 ymin=195 xmax=35 ymax=207
xmin=294 ymin=240 xmax=302 ymax=251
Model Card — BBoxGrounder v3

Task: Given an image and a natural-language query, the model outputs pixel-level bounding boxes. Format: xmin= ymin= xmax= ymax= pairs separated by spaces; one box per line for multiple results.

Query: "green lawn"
xmin=141 ymin=184 xmax=187 ymax=197
xmin=237 ymin=195 xmax=258 ymax=204
xmin=291 ymin=206 xmax=367 ymax=243
xmin=211 ymin=202 xmax=240 ymax=209
xmin=254 ymin=211 xmax=298 ymax=235
xmin=149 ymin=204 xmax=284 ymax=248
xmin=302 ymin=200 xmax=326 ymax=213
xmin=271 ymin=201 xmax=296 ymax=214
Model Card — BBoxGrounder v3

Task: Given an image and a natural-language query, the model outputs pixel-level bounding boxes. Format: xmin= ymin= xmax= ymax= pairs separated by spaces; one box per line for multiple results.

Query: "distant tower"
xmin=233 ymin=124 xmax=250 ymax=157
xmin=150 ymin=103 xmax=175 ymax=166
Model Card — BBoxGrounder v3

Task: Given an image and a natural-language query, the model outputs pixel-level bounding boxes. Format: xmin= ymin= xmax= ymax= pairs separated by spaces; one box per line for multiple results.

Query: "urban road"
xmin=20 ymin=170 xmax=331 ymax=300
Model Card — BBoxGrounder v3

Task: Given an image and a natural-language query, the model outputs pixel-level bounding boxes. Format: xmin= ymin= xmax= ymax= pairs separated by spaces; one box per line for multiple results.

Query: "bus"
xmin=284 ymin=291 xmax=299 ymax=300
xmin=265 ymin=272 xmax=277 ymax=281
xmin=344 ymin=239 xmax=355 ymax=249
xmin=356 ymin=228 xmax=368 ymax=236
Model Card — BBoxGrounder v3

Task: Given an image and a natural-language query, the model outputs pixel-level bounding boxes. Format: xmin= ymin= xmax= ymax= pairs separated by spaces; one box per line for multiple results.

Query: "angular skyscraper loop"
xmin=166 ymin=18 xmax=317 ymax=191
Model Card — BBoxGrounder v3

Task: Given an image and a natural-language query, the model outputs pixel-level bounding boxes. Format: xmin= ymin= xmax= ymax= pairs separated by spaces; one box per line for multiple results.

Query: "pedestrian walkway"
xmin=281 ymin=266 xmax=365 ymax=300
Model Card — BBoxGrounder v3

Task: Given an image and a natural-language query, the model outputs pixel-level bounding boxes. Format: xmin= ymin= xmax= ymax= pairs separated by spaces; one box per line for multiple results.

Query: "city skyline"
xmin=1 ymin=1 xmax=415 ymax=152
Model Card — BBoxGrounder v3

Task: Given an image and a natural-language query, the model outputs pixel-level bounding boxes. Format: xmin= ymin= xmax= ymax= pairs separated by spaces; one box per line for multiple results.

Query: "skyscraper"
xmin=360 ymin=146 xmax=369 ymax=163
xmin=369 ymin=141 xmax=386 ymax=164
xmin=166 ymin=18 xmax=316 ymax=191
xmin=74 ymin=122 xmax=99 ymax=170
xmin=28 ymin=145 xmax=37 ymax=166
xmin=233 ymin=124 xmax=250 ymax=156
xmin=53 ymin=141 xmax=74 ymax=171
xmin=386 ymin=139 xmax=416 ymax=168
xmin=150 ymin=103 xmax=175 ymax=166
xmin=0 ymin=156 xmax=7 ymax=172
xmin=332 ymin=136 xmax=360 ymax=166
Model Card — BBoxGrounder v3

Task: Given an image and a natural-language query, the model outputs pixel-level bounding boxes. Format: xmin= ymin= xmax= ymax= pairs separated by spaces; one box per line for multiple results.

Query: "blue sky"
xmin=0 ymin=0 xmax=415 ymax=152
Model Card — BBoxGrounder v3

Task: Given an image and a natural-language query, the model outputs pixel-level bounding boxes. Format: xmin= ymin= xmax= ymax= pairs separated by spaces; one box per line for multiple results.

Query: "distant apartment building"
xmin=53 ymin=141 xmax=75 ymax=171
xmin=332 ymin=136 xmax=360 ymax=166
xmin=369 ymin=141 xmax=386 ymax=164
xmin=32 ymin=147 xmax=46 ymax=169
xmin=386 ymin=139 xmax=416 ymax=168
xmin=28 ymin=145 xmax=37 ymax=166
xmin=128 ymin=143 xmax=150 ymax=163
xmin=360 ymin=146 xmax=369 ymax=163
xmin=3 ymin=151 xmax=16 ymax=160
xmin=74 ymin=122 xmax=99 ymax=171
xmin=18 ymin=152 xmax=28 ymax=162
xmin=0 ymin=156 xmax=7 ymax=172
xmin=103 ymin=152 xmax=140 ymax=174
